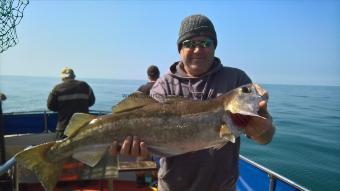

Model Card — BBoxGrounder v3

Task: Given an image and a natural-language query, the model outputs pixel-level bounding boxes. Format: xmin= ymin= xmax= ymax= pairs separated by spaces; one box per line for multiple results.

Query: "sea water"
xmin=1 ymin=75 xmax=339 ymax=191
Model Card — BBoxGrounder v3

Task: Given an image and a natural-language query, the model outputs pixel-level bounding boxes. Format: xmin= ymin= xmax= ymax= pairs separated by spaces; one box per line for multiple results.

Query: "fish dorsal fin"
xmin=112 ymin=92 xmax=157 ymax=113
xmin=64 ymin=113 xmax=97 ymax=137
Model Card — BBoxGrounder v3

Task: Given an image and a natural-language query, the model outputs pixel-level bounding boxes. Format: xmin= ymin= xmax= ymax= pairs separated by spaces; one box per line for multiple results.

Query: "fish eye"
xmin=241 ymin=87 xmax=251 ymax=93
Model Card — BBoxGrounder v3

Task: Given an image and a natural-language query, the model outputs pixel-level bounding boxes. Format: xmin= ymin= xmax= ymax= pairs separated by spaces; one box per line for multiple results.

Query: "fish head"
xmin=217 ymin=83 xmax=268 ymax=143
xmin=223 ymin=83 xmax=267 ymax=117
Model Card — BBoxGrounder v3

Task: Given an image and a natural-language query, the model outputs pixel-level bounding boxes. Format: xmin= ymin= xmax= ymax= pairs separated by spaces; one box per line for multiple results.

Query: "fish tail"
xmin=15 ymin=142 xmax=64 ymax=191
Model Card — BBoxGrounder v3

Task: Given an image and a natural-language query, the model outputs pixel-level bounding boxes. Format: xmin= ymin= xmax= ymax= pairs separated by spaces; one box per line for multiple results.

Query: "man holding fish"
xmin=14 ymin=14 xmax=275 ymax=191
xmin=116 ymin=14 xmax=275 ymax=191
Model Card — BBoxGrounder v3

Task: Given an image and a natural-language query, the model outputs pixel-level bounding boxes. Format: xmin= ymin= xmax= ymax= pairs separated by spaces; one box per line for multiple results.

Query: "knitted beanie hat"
xmin=177 ymin=14 xmax=217 ymax=52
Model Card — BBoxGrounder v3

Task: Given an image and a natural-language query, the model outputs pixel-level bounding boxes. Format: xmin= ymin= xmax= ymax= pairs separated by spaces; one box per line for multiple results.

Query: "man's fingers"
xmin=120 ymin=136 xmax=132 ymax=155
xmin=130 ymin=136 xmax=140 ymax=157
xmin=258 ymin=100 xmax=270 ymax=117
xmin=259 ymin=100 xmax=267 ymax=108
xmin=254 ymin=84 xmax=269 ymax=99
xmin=114 ymin=136 xmax=148 ymax=157
xmin=140 ymin=142 xmax=149 ymax=158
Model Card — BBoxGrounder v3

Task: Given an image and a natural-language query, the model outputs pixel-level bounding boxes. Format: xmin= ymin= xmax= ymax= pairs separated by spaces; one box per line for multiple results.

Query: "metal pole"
xmin=0 ymin=96 xmax=12 ymax=190
xmin=0 ymin=100 xmax=6 ymax=165
xmin=108 ymin=178 xmax=114 ymax=191
xmin=268 ymin=174 xmax=276 ymax=191
xmin=44 ymin=110 xmax=48 ymax=132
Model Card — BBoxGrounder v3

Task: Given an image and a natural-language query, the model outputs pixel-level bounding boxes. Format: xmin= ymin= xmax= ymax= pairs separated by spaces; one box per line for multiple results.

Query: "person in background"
xmin=47 ymin=67 xmax=95 ymax=139
xmin=114 ymin=14 xmax=275 ymax=191
xmin=137 ymin=65 xmax=160 ymax=95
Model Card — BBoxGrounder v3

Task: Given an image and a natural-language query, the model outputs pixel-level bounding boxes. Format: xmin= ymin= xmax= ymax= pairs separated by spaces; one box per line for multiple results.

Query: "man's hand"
xmin=111 ymin=136 xmax=149 ymax=158
xmin=245 ymin=87 xmax=275 ymax=144
xmin=244 ymin=99 xmax=275 ymax=144
xmin=230 ymin=86 xmax=275 ymax=144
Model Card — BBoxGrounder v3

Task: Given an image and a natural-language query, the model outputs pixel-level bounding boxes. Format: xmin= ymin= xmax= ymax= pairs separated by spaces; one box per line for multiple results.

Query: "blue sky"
xmin=0 ymin=0 xmax=339 ymax=86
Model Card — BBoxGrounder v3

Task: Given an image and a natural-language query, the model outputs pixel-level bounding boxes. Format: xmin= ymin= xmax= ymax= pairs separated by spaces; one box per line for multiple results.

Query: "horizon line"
xmin=1 ymin=74 xmax=339 ymax=87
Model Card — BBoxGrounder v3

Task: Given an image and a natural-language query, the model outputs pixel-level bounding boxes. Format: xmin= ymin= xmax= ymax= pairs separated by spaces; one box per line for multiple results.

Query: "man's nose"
xmin=193 ymin=46 xmax=204 ymax=53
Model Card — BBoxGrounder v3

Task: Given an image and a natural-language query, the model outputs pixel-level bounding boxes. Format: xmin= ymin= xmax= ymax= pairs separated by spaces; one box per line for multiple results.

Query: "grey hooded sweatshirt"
xmin=150 ymin=57 xmax=251 ymax=191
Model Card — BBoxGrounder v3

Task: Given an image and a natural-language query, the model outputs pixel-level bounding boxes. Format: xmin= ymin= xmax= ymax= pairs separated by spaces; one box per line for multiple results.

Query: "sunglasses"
xmin=182 ymin=39 xmax=213 ymax=49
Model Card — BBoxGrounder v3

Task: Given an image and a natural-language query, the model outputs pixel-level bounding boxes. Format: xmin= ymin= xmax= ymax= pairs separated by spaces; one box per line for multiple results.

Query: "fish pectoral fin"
xmin=64 ymin=113 xmax=97 ymax=137
xmin=219 ymin=124 xmax=237 ymax=143
xmin=72 ymin=149 xmax=107 ymax=167
xmin=112 ymin=91 xmax=157 ymax=113
xmin=222 ymin=134 xmax=236 ymax=143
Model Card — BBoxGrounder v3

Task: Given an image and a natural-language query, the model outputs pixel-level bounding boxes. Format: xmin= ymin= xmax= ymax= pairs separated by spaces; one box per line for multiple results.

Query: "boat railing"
xmin=3 ymin=110 xmax=110 ymax=135
xmin=3 ymin=110 xmax=111 ymax=117
xmin=239 ymin=155 xmax=309 ymax=191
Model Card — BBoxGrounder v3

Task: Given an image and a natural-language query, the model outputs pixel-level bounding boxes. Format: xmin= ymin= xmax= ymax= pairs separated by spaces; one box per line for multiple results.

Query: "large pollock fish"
xmin=15 ymin=83 xmax=270 ymax=191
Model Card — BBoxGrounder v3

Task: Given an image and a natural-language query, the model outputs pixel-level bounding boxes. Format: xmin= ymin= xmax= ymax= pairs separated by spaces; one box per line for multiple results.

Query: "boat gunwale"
xmin=239 ymin=155 xmax=309 ymax=191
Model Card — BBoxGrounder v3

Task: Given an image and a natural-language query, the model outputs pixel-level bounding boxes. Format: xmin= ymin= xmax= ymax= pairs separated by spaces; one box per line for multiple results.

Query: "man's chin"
xmin=190 ymin=61 xmax=205 ymax=68
xmin=188 ymin=68 xmax=207 ymax=76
